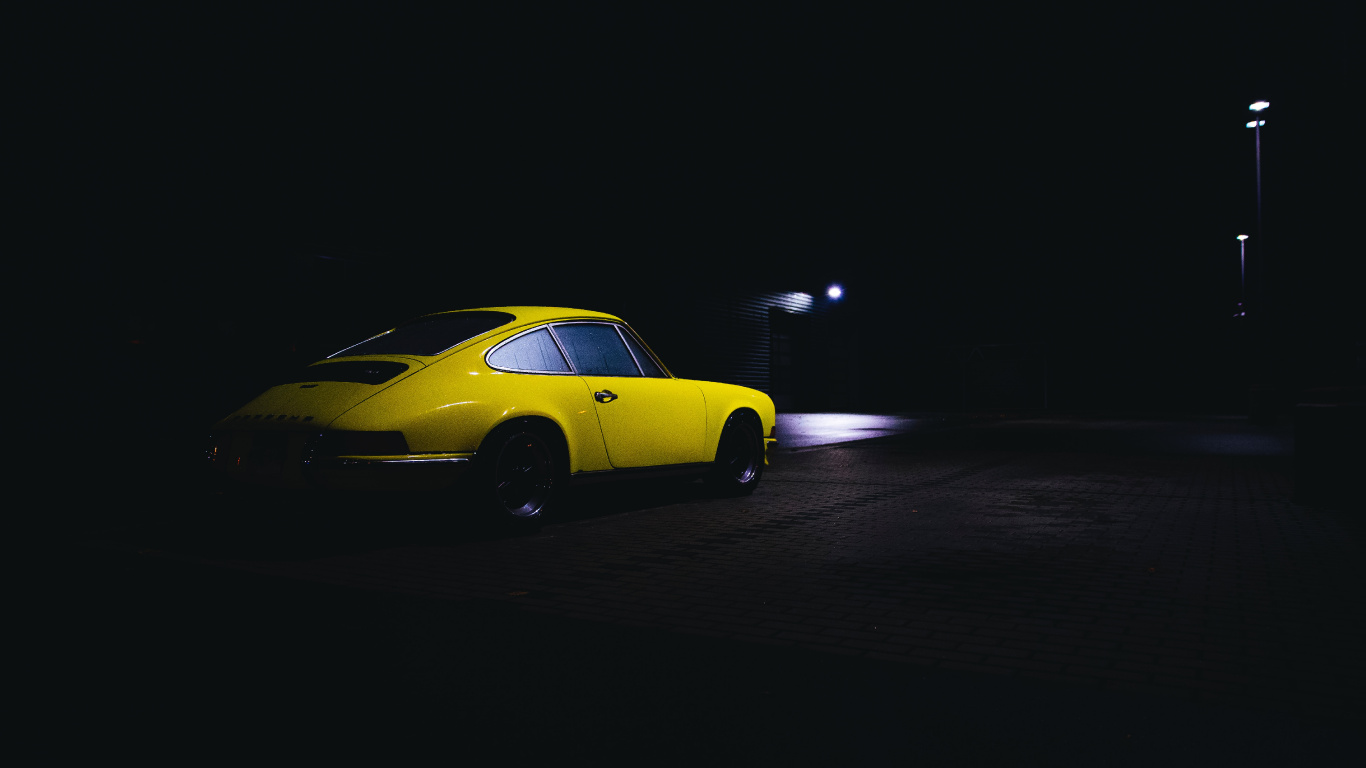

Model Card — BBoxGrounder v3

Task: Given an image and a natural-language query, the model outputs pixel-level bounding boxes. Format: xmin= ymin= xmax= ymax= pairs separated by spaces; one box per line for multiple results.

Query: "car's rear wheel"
xmin=475 ymin=422 xmax=562 ymax=525
xmin=706 ymin=412 xmax=763 ymax=496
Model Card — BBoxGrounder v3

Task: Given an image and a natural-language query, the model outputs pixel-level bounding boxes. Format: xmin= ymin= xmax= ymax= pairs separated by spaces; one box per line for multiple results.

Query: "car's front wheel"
xmin=706 ymin=412 xmax=763 ymax=497
xmin=474 ymin=422 xmax=563 ymax=525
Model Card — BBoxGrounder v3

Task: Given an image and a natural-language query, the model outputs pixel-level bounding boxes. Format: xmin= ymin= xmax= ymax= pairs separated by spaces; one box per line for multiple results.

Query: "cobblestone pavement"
xmin=161 ymin=417 xmax=1363 ymax=724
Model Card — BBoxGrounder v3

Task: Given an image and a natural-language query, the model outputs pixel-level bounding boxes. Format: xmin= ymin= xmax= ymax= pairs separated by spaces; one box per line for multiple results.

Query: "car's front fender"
xmin=688 ymin=380 xmax=777 ymax=462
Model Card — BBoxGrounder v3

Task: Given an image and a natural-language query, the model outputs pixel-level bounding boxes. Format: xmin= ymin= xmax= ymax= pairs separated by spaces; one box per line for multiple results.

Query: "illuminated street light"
xmin=826 ymin=284 xmax=843 ymax=300
xmin=1245 ymin=101 xmax=1273 ymax=314
xmin=1246 ymin=101 xmax=1268 ymax=248
xmin=1235 ymin=235 xmax=1249 ymax=317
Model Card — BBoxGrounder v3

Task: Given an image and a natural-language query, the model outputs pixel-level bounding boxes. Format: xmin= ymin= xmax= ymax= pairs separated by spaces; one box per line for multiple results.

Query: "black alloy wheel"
xmin=485 ymin=426 xmax=559 ymax=521
xmin=708 ymin=413 xmax=763 ymax=496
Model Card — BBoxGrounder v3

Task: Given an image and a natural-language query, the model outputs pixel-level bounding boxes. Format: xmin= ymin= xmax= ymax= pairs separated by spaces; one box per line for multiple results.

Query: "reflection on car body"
xmin=208 ymin=307 xmax=777 ymax=522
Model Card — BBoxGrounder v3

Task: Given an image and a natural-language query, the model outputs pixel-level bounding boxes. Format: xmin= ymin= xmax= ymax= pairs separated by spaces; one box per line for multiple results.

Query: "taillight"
xmin=206 ymin=432 xmax=234 ymax=464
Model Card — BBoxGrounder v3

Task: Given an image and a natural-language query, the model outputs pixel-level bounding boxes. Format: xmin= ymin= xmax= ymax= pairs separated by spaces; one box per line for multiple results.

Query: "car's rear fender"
xmin=326 ymin=365 xmax=613 ymax=473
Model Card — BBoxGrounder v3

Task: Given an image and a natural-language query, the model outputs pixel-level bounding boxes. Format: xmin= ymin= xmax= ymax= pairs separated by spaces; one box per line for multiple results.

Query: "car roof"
xmin=421 ymin=306 xmax=625 ymax=325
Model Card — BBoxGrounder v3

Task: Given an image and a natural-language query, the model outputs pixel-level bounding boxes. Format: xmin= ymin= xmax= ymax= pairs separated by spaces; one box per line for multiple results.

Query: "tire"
xmin=474 ymin=422 xmax=563 ymax=525
xmin=706 ymin=412 xmax=764 ymax=497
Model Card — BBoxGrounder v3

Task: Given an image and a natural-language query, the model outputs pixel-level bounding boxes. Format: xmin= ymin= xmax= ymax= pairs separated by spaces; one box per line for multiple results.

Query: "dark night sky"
xmin=21 ymin=1 xmax=1361 ymax=407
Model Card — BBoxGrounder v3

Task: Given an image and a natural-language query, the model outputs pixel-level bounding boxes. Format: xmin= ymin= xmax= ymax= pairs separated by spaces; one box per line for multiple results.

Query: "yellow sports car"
xmin=207 ymin=307 xmax=777 ymax=522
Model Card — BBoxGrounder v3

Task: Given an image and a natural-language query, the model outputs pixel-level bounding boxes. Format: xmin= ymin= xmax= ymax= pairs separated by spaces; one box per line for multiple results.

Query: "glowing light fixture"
xmin=1244 ymin=102 xmax=1268 ymax=273
xmin=826 ymin=285 xmax=843 ymax=300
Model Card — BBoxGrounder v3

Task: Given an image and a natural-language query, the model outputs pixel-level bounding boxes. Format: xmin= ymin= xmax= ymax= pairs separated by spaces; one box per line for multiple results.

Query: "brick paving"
xmin=175 ymin=418 xmax=1364 ymax=722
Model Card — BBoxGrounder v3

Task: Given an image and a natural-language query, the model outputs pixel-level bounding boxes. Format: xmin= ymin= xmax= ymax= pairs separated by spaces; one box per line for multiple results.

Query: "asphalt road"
xmin=49 ymin=414 xmax=1360 ymax=764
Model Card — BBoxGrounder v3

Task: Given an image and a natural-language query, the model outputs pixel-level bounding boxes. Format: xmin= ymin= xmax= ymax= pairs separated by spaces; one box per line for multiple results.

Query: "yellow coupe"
xmin=207 ymin=307 xmax=777 ymax=522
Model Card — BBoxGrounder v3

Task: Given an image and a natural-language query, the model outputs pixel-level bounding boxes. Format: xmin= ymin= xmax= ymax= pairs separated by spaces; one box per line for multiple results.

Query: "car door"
xmin=551 ymin=322 xmax=707 ymax=468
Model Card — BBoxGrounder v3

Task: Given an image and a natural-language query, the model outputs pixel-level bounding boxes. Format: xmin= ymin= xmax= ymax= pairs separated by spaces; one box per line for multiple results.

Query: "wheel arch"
xmin=480 ymin=415 xmax=571 ymax=477
xmin=711 ymin=406 xmax=764 ymax=460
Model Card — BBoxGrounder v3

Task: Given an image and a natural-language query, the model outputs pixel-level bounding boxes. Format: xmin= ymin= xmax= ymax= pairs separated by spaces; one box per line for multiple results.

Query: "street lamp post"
xmin=1246 ymin=101 xmax=1269 ymax=300
xmin=1235 ymin=234 xmax=1248 ymax=317
xmin=1243 ymin=102 xmax=1277 ymax=421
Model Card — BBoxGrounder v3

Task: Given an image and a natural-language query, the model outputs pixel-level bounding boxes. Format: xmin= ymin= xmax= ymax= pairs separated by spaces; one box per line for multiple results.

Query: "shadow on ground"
xmin=71 ymin=475 xmax=720 ymax=563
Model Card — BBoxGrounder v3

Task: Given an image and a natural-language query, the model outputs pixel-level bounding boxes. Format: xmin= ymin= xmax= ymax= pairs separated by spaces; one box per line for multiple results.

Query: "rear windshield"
xmin=331 ymin=311 xmax=515 ymax=357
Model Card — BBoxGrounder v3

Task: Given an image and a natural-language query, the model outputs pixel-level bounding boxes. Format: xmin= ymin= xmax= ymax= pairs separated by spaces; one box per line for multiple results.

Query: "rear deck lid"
xmin=217 ymin=356 xmax=425 ymax=430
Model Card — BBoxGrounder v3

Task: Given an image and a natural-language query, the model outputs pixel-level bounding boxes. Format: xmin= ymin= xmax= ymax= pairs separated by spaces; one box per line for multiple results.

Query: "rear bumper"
xmin=207 ymin=430 xmax=473 ymax=491
xmin=307 ymin=454 xmax=473 ymax=491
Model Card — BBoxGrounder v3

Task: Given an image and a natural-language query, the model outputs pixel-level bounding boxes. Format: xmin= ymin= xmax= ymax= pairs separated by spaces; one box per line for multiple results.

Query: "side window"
xmin=620 ymin=330 xmax=668 ymax=378
xmin=553 ymin=323 xmax=641 ymax=377
xmin=487 ymin=328 xmax=571 ymax=373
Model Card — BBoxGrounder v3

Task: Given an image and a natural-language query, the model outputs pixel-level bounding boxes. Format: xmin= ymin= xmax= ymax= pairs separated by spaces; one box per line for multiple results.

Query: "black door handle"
xmin=595 ymin=390 xmax=618 ymax=403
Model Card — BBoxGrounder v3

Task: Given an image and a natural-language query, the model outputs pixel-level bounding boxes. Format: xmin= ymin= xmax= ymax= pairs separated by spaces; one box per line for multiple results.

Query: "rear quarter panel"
xmin=327 ymin=355 xmax=614 ymax=473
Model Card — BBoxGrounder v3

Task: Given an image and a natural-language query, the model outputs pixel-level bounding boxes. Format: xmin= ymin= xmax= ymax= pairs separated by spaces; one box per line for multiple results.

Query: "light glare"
xmin=1237 ymin=234 xmax=1248 ymax=240
xmin=826 ymin=285 xmax=843 ymax=300
xmin=1249 ymin=101 xmax=1270 ymax=111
